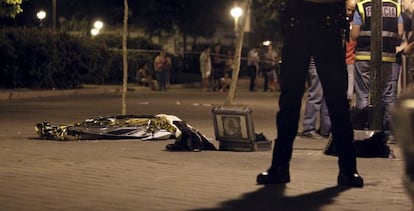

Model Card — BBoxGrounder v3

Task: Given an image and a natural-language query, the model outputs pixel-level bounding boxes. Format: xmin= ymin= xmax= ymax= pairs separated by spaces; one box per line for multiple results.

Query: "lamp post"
xmin=230 ymin=6 xmax=243 ymax=35
xmin=36 ymin=10 xmax=46 ymax=28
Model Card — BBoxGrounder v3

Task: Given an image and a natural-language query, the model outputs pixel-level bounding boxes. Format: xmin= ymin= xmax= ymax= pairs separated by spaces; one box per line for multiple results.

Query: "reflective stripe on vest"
xmin=359 ymin=31 xmax=400 ymax=38
xmin=355 ymin=51 xmax=397 ymax=62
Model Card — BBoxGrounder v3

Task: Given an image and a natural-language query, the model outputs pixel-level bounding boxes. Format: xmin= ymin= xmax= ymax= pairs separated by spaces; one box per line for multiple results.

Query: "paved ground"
xmin=0 ymin=79 xmax=412 ymax=211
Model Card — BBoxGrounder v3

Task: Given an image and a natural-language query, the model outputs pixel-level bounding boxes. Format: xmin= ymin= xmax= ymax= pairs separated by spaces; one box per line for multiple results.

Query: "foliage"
xmin=0 ymin=0 xmax=287 ymax=89
xmin=2 ymin=0 xmax=285 ymax=49
xmin=0 ymin=0 xmax=24 ymax=18
xmin=93 ymin=34 xmax=159 ymax=50
xmin=0 ymin=28 xmax=170 ymax=89
xmin=0 ymin=28 xmax=56 ymax=88
xmin=251 ymin=0 xmax=284 ymax=47
xmin=0 ymin=28 xmax=117 ymax=88
xmin=25 ymin=0 xmax=230 ymax=44
xmin=132 ymin=0 xmax=223 ymax=39
xmin=92 ymin=34 xmax=162 ymax=83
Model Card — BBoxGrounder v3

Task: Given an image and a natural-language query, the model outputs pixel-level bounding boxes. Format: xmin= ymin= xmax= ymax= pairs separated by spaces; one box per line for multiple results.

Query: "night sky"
xmin=2 ymin=0 xmax=234 ymax=28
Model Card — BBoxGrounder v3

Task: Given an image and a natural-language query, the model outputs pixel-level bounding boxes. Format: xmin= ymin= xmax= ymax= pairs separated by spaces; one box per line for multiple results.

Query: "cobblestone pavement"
xmin=0 ymin=81 xmax=411 ymax=211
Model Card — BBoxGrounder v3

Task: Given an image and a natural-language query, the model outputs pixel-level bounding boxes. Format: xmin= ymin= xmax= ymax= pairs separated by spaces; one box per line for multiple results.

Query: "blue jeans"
xmin=354 ymin=61 xmax=394 ymax=133
xmin=391 ymin=63 xmax=401 ymax=102
xmin=303 ymin=57 xmax=331 ymax=136
xmin=346 ymin=63 xmax=355 ymax=100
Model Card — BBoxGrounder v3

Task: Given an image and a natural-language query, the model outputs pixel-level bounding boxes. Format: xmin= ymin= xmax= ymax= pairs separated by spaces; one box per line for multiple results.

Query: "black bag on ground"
xmin=324 ymin=130 xmax=394 ymax=158
xmin=165 ymin=121 xmax=217 ymax=152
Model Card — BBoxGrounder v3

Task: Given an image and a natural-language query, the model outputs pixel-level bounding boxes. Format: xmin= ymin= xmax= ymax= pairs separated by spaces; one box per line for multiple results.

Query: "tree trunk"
xmin=225 ymin=0 xmax=251 ymax=105
xmin=183 ymin=32 xmax=187 ymax=53
xmin=369 ymin=0 xmax=383 ymax=130
xmin=121 ymin=0 xmax=129 ymax=115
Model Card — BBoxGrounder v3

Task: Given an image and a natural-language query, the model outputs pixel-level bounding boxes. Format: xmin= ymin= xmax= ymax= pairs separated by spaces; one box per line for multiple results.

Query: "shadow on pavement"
xmin=192 ymin=185 xmax=350 ymax=211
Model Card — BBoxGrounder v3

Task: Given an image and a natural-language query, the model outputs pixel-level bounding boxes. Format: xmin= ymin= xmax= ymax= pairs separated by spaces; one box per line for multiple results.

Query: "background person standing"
xmin=301 ymin=57 xmax=331 ymax=139
xmin=247 ymin=46 xmax=260 ymax=91
xmin=154 ymin=49 xmax=172 ymax=91
xmin=211 ymin=43 xmax=225 ymax=92
xmin=199 ymin=47 xmax=212 ymax=92
xmin=351 ymin=0 xmax=404 ymax=141
xmin=345 ymin=0 xmax=357 ymax=104
xmin=261 ymin=43 xmax=278 ymax=92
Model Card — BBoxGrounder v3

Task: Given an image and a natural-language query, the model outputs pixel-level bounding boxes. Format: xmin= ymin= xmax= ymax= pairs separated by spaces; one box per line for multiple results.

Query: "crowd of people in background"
xmin=134 ymin=40 xmax=283 ymax=93
xmin=197 ymin=42 xmax=281 ymax=93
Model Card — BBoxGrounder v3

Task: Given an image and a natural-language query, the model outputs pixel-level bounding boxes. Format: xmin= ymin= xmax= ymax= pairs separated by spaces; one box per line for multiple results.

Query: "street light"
xmin=36 ymin=10 xmax=46 ymax=27
xmin=94 ymin=20 xmax=104 ymax=30
xmin=91 ymin=20 xmax=104 ymax=36
xmin=230 ymin=6 xmax=243 ymax=33
xmin=91 ymin=28 xmax=100 ymax=36
xmin=262 ymin=40 xmax=272 ymax=46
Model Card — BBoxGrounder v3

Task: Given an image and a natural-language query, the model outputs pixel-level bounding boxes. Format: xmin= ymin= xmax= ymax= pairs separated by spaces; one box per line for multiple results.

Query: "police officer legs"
xmin=257 ymin=0 xmax=363 ymax=188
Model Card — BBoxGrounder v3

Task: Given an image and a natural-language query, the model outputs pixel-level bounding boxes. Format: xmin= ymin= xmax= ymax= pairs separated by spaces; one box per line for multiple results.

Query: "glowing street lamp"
xmin=36 ymin=10 xmax=46 ymax=20
xmin=36 ymin=10 xmax=46 ymax=27
xmin=94 ymin=20 xmax=104 ymax=30
xmin=262 ymin=40 xmax=272 ymax=46
xmin=91 ymin=20 xmax=104 ymax=36
xmin=91 ymin=28 xmax=100 ymax=36
xmin=230 ymin=6 xmax=243 ymax=33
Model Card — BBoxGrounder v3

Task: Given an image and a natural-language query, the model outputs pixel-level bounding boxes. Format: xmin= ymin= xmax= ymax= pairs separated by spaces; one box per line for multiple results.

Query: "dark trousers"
xmin=247 ymin=65 xmax=257 ymax=91
xmin=263 ymin=68 xmax=272 ymax=92
xmin=271 ymin=12 xmax=357 ymax=173
xmin=156 ymin=70 xmax=168 ymax=91
xmin=212 ymin=67 xmax=223 ymax=91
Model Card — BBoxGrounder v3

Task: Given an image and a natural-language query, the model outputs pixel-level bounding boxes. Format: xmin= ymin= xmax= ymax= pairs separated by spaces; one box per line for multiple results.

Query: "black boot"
xmin=337 ymin=171 xmax=364 ymax=188
xmin=257 ymin=165 xmax=290 ymax=185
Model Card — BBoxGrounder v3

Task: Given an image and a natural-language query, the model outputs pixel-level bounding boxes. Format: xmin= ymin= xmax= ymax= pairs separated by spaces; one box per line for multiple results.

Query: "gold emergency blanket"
xmin=35 ymin=114 xmax=180 ymax=141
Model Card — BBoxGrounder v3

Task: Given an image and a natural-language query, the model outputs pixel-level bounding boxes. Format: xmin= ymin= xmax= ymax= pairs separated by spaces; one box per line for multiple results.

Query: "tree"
xmin=0 ymin=0 xmax=24 ymax=18
xmin=131 ymin=0 xmax=230 ymax=47
xmin=225 ymin=0 xmax=252 ymax=105
xmin=122 ymin=0 xmax=128 ymax=115
xmin=131 ymin=0 xmax=175 ymax=37
xmin=58 ymin=0 xmax=122 ymax=37
xmin=250 ymin=0 xmax=283 ymax=46
xmin=173 ymin=0 xmax=226 ymax=50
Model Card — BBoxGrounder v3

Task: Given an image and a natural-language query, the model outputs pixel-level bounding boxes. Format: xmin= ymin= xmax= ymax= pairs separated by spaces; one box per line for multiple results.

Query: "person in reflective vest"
xmin=350 ymin=0 xmax=404 ymax=142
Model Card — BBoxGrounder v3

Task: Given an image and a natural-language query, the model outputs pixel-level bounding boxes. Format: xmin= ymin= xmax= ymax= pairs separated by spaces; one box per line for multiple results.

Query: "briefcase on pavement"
xmin=211 ymin=106 xmax=272 ymax=152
